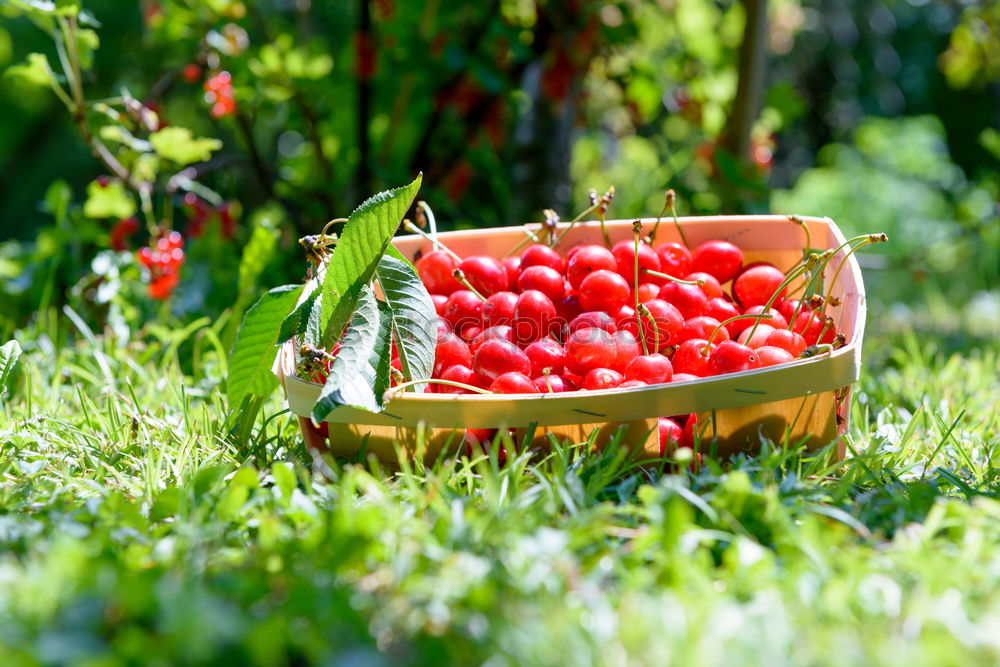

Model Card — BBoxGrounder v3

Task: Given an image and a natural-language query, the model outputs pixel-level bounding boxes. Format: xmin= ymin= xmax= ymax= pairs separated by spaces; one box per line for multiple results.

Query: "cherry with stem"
xmin=701 ymin=313 xmax=773 ymax=356
xmin=631 ymin=220 xmax=649 ymax=356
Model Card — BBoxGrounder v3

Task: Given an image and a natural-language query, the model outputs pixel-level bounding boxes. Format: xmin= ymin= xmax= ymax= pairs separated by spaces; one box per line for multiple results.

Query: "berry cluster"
xmin=203 ymin=71 xmax=237 ymax=118
xmin=137 ymin=230 xmax=185 ymax=300
xmin=414 ymin=236 xmax=841 ymax=399
xmin=183 ymin=193 xmax=237 ymax=238
xmin=110 ymin=216 xmax=140 ymax=251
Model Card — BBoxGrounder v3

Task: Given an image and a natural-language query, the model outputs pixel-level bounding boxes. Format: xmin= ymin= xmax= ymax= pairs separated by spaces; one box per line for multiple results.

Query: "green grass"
xmin=1 ymin=307 xmax=999 ymax=666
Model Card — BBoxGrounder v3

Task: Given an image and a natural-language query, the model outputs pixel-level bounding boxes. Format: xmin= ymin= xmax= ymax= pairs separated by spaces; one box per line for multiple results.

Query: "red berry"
xmin=524 ymin=337 xmax=565 ymax=377
xmin=501 ymin=256 xmax=522 ymax=292
xmin=738 ymin=305 xmax=788 ymax=332
xmin=658 ymin=417 xmax=683 ymax=455
xmin=490 ymin=371 xmax=538 ymax=394
xmin=470 ymin=325 xmax=515 ymax=354
xmin=434 ymin=331 xmax=472 ymax=375
xmin=443 ymin=290 xmax=483 ymax=329
xmin=625 ymin=354 xmax=673 ymax=385
xmin=474 ymin=339 xmax=531 ymax=383
xmin=534 ymin=373 xmax=576 ymax=393
xmin=581 ymin=368 xmax=624 ymax=390
xmin=706 ymin=297 xmax=741 ymax=337
xmin=672 ymin=339 xmax=713 ymax=377
xmin=612 ymin=240 xmax=662 ymax=285
xmin=520 ymin=244 xmax=564 ymax=273
xmin=517 ymin=265 xmax=565 ymax=302
xmin=756 ymin=345 xmax=795 ymax=367
xmin=438 ymin=365 xmax=478 ymax=393
xmin=637 ymin=283 xmax=660 ymax=303
xmin=513 ymin=290 xmax=558 ymax=344
xmin=431 ymin=294 xmax=448 ymax=316
xmin=686 ymin=272 xmax=723 ymax=300
xmin=691 ymin=240 xmax=744 ymax=284
xmin=733 ymin=264 xmax=787 ymax=308
xmin=674 ymin=316 xmax=729 ymax=346
xmin=566 ymin=245 xmax=617 ymax=290
xmin=612 ymin=329 xmax=641 ymax=373
xmin=578 ymin=270 xmax=630 ymax=314
xmin=671 ymin=373 xmax=700 ymax=383
xmin=482 ymin=291 xmax=518 ymax=327
xmin=557 ymin=293 xmax=583 ymax=324
xmin=765 ymin=329 xmax=807 ymax=356
xmin=638 ymin=299 xmax=684 ymax=351
xmin=737 ymin=324 xmax=775 ymax=349
xmin=459 ymin=256 xmax=507 ymax=297
xmin=417 ymin=251 xmax=461 ymax=295
xmin=707 ymin=341 xmax=759 ymax=376
xmin=656 ymin=242 xmax=692 ymax=277
xmin=568 ymin=311 xmax=617 ymax=335
xmin=618 ymin=380 xmax=647 ymax=389
xmin=564 ymin=327 xmax=617 ymax=375
xmin=182 ymin=63 xmax=202 ymax=83
xmin=659 ymin=282 xmax=709 ymax=320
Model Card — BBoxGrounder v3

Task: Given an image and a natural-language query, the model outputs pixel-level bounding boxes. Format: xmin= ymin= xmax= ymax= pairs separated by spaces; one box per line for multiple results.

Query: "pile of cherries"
xmin=137 ymin=230 xmax=186 ymax=300
xmin=407 ymin=232 xmax=842 ymax=454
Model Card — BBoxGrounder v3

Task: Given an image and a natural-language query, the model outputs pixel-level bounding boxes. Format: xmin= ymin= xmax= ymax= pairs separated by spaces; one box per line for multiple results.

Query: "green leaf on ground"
xmin=311 ymin=286 xmax=392 ymax=422
xmin=375 ymin=254 xmax=436 ymax=390
xmin=150 ymin=127 xmax=223 ymax=166
xmin=227 ymin=284 xmax=303 ymax=407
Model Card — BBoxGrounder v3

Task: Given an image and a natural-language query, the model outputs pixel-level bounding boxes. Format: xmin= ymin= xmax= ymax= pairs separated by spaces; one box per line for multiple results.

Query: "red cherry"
xmin=625 ymin=354 xmax=673 ymax=384
xmin=568 ymin=311 xmax=617 ymax=335
xmin=738 ymin=305 xmax=788 ymax=332
xmin=659 ymin=282 xmax=709 ymax=320
xmin=459 ymin=256 xmax=507 ymax=297
xmin=618 ymin=380 xmax=646 ymax=389
xmin=707 ymin=341 xmax=759 ymax=376
xmin=474 ymin=339 xmax=531 ymax=383
xmin=564 ymin=327 xmax=617 ymax=375
xmin=671 ymin=373 xmax=700 ymax=383
xmin=765 ymin=329 xmax=807 ymax=356
xmin=614 ymin=305 xmax=637 ymax=331
xmin=674 ymin=316 xmax=729 ymax=346
xmin=672 ymin=339 xmax=713 ymax=377
xmin=734 ymin=264 xmax=787 ymax=308
xmin=655 ymin=242 xmax=692 ymax=277
xmin=706 ymin=298 xmax=741 ymax=337
xmin=637 ymin=283 xmax=660 ymax=303
xmin=638 ymin=299 xmax=684 ymax=351
xmin=513 ymin=290 xmax=558 ymax=344
xmin=431 ymin=294 xmax=448 ymax=316
xmin=778 ymin=299 xmax=800 ymax=322
xmin=470 ymin=325 xmax=516 ymax=354
xmin=566 ymin=245 xmax=617 ymax=290
xmin=658 ymin=417 xmax=683 ymax=455
xmin=756 ymin=345 xmax=795 ymax=367
xmin=438 ymin=365 xmax=478 ymax=393
xmin=517 ymin=265 xmax=566 ymax=302
xmin=490 ymin=371 xmax=538 ymax=394
xmin=581 ymin=368 xmax=624 ymax=390
xmin=520 ymin=244 xmax=564 ymax=273
xmin=691 ymin=240 xmax=744 ymax=284
xmin=417 ymin=251 xmax=461 ymax=295
xmin=578 ymin=270 xmax=630 ymax=314
xmin=612 ymin=329 xmax=641 ymax=372
xmin=459 ymin=325 xmax=483 ymax=343
xmin=612 ymin=240 xmax=662 ymax=285
xmin=686 ymin=272 xmax=723 ymax=300
xmin=501 ymin=256 xmax=522 ymax=292
xmin=482 ymin=291 xmax=518 ymax=327
xmin=435 ymin=317 xmax=451 ymax=336
xmin=434 ymin=331 xmax=472 ymax=375
xmin=534 ymin=373 xmax=576 ymax=393
xmin=524 ymin=337 xmax=566 ymax=377
xmin=557 ymin=293 xmax=583 ymax=324
xmin=737 ymin=324 xmax=775 ymax=349
xmin=793 ymin=310 xmax=836 ymax=345
xmin=443 ymin=290 xmax=483 ymax=329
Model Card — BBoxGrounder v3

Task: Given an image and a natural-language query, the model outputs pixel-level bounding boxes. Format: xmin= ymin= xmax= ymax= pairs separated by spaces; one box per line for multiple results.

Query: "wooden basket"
xmin=275 ymin=215 xmax=865 ymax=462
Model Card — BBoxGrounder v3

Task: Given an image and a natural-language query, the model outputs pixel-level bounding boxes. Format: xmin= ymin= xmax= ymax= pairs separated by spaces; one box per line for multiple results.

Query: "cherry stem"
xmin=638 ymin=304 xmax=660 ymax=351
xmin=816 ymin=316 xmax=835 ymax=342
xmin=632 ymin=221 xmax=649 ymax=356
xmin=404 ymin=221 xmax=462 ymax=262
xmin=798 ymin=344 xmax=834 ymax=359
xmin=550 ymin=200 xmax=602 ymax=248
xmin=788 ymin=234 xmax=885 ymax=328
xmin=503 ymin=228 xmax=542 ymax=258
xmin=702 ymin=313 xmax=773 ymax=355
xmin=452 ymin=268 xmax=486 ymax=301
xmin=416 ymin=201 xmax=442 ymax=251
xmin=643 ymin=269 xmax=703 ymax=286
xmin=745 ymin=255 xmax=824 ymax=342
xmin=541 ymin=367 xmax=555 ymax=393
xmin=320 ymin=217 xmax=348 ymax=240
xmin=386 ymin=378 xmax=494 ymax=397
xmin=789 ymin=215 xmax=812 ymax=263
xmin=819 ymin=233 xmax=888 ymax=318
xmin=668 ymin=189 xmax=688 ymax=248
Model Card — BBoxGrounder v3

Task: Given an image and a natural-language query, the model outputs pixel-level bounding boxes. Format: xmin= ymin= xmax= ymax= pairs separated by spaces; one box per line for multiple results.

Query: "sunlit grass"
xmin=1 ymin=309 xmax=998 ymax=665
